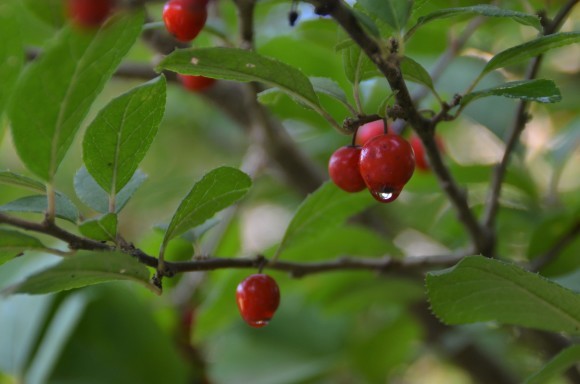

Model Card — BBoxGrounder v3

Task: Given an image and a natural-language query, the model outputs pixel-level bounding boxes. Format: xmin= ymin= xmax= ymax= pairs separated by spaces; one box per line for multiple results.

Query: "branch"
xmin=0 ymin=212 xmax=463 ymax=278
xmin=529 ymin=219 xmax=580 ymax=272
xmin=0 ymin=213 xmax=110 ymax=251
xmin=232 ymin=0 xmax=256 ymax=49
xmin=482 ymin=0 xmax=579 ymax=235
xmin=305 ymin=0 xmax=489 ymax=254
xmin=166 ymin=253 xmax=464 ymax=278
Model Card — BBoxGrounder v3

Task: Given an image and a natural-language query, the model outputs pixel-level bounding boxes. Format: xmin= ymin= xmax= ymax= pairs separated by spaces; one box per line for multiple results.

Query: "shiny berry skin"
xmin=355 ymin=119 xmax=390 ymax=146
xmin=410 ymin=135 xmax=445 ymax=172
xmin=178 ymin=74 xmax=216 ymax=92
xmin=163 ymin=0 xmax=208 ymax=42
xmin=236 ymin=274 xmax=280 ymax=328
xmin=67 ymin=0 xmax=114 ymax=28
xmin=359 ymin=134 xmax=415 ymax=203
xmin=328 ymin=146 xmax=366 ymax=193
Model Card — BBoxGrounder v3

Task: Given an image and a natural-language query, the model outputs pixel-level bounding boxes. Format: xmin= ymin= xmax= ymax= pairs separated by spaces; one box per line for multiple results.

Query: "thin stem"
xmin=141 ymin=21 xmax=165 ymax=31
xmin=412 ymin=16 xmax=486 ymax=104
xmin=108 ymin=193 xmax=116 ymax=214
xmin=529 ymin=219 xmax=580 ymax=272
xmin=45 ymin=182 xmax=56 ymax=223
xmin=353 ymin=54 xmax=364 ymax=114
xmin=482 ymin=0 xmax=578 ymax=234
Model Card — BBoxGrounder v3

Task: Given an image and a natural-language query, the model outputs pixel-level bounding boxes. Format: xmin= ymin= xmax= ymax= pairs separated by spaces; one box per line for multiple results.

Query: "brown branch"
xmin=305 ymin=0 xmax=489 ymax=254
xmin=0 ymin=213 xmax=110 ymax=251
xmin=0 ymin=212 xmax=463 ymax=278
xmin=529 ymin=219 xmax=580 ymax=272
xmin=232 ymin=0 xmax=256 ymax=49
xmin=482 ymin=0 xmax=579 ymax=241
xmin=165 ymin=253 xmax=463 ymax=278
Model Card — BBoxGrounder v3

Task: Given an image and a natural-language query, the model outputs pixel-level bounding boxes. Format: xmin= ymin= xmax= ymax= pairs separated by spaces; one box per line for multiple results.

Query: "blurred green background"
xmin=0 ymin=0 xmax=579 ymax=383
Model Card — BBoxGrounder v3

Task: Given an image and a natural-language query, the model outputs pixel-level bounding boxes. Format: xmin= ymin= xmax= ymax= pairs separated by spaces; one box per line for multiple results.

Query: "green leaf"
xmin=357 ymin=0 xmax=413 ymax=32
xmin=0 ymin=171 xmax=46 ymax=192
xmin=482 ymin=32 xmax=580 ymax=76
xmin=78 ymin=213 xmax=118 ymax=242
xmin=275 ymin=225 xmax=398 ymax=261
xmin=426 ymin=256 xmax=580 ymax=334
xmin=256 ymin=88 xmax=285 ymax=106
xmin=342 ymin=43 xmax=379 ymax=84
xmin=461 ymin=79 xmax=561 ymax=107
xmin=47 ymin=286 xmax=190 ymax=383
xmin=310 ymin=77 xmax=355 ymax=113
xmin=0 ymin=229 xmax=47 ymax=266
xmin=24 ymin=292 xmax=89 ymax=384
xmin=8 ymin=10 xmax=144 ymax=181
xmin=406 ymin=5 xmax=541 ymax=40
xmin=258 ymin=77 xmax=356 ymax=114
xmin=83 ymin=76 xmax=166 ymax=195
xmin=411 ymin=0 xmax=431 ymax=15
xmin=21 ymin=0 xmax=65 ymax=28
xmin=275 ymin=182 xmax=375 ymax=258
xmin=525 ymin=345 xmax=580 ymax=384
xmin=74 ymin=166 xmax=147 ymax=214
xmin=400 ymin=56 xmax=435 ymax=91
xmin=4 ymin=251 xmax=155 ymax=295
xmin=172 ymin=217 xmax=220 ymax=243
xmin=351 ymin=7 xmax=382 ymax=37
xmin=156 ymin=47 xmax=320 ymax=108
xmin=163 ymin=167 xmax=251 ymax=244
xmin=0 ymin=194 xmax=79 ymax=223
xmin=0 ymin=0 xmax=24 ymax=117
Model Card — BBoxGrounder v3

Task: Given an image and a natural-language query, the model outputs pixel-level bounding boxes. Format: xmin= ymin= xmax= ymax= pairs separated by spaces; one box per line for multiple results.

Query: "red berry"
xmin=178 ymin=74 xmax=216 ymax=92
xmin=355 ymin=119 xmax=390 ymax=146
xmin=410 ymin=135 xmax=428 ymax=171
xmin=67 ymin=0 xmax=114 ymax=28
xmin=328 ymin=146 xmax=366 ymax=193
xmin=409 ymin=135 xmax=445 ymax=172
xmin=163 ymin=0 xmax=208 ymax=42
xmin=359 ymin=134 xmax=415 ymax=203
xmin=236 ymin=274 xmax=280 ymax=328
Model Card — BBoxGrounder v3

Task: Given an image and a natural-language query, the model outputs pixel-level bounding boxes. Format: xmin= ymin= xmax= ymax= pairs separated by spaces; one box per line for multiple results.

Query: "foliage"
xmin=0 ymin=0 xmax=579 ymax=383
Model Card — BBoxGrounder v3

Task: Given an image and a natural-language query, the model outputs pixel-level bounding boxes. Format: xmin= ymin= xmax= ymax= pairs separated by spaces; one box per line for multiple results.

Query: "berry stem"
xmin=45 ymin=182 xmax=56 ymax=223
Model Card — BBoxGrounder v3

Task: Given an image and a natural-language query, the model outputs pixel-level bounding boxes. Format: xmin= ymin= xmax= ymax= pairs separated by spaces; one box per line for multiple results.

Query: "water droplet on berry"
xmin=378 ymin=191 xmax=393 ymax=200
xmin=248 ymin=319 xmax=270 ymax=328
xmin=370 ymin=188 xmax=400 ymax=203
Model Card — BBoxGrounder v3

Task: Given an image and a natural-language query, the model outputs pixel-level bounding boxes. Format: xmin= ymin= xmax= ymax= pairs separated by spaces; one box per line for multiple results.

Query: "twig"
xmin=0 ymin=213 xmax=111 ymax=251
xmin=482 ymin=0 xmax=578 ymax=237
xmin=232 ymin=0 xmax=256 ymax=49
xmin=0 ymin=212 xmax=464 ymax=277
xmin=166 ymin=253 xmax=464 ymax=277
xmin=411 ymin=16 xmax=487 ymax=104
xmin=529 ymin=219 xmax=580 ymax=272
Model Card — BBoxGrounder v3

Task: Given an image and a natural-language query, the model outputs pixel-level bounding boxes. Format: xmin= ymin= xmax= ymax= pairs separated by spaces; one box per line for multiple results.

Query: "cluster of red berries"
xmin=236 ymin=274 xmax=280 ymax=328
xmin=329 ymin=119 xmax=441 ymax=203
